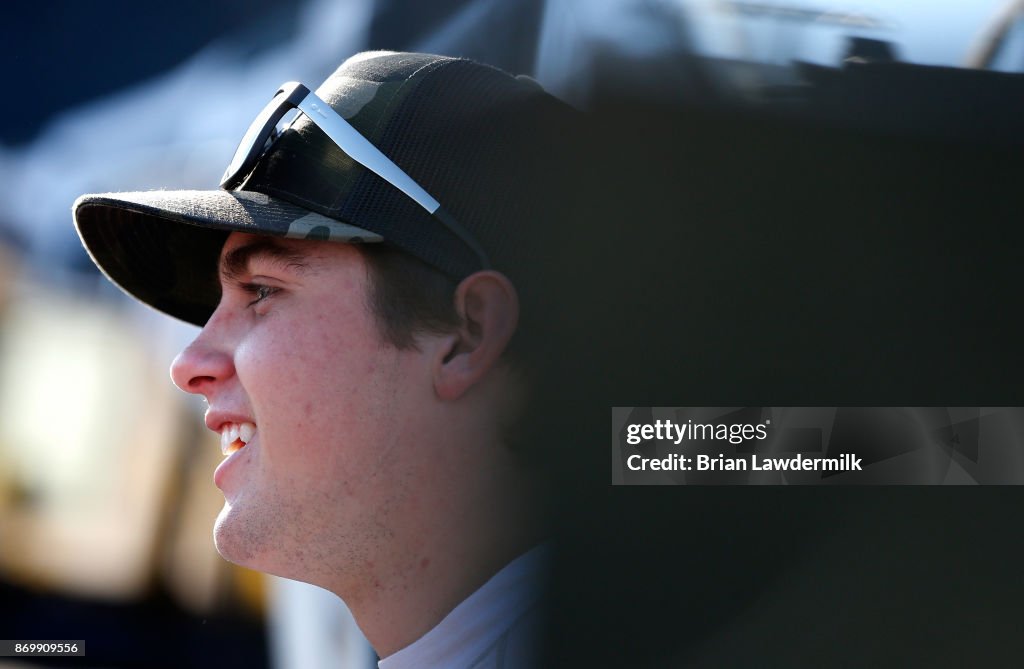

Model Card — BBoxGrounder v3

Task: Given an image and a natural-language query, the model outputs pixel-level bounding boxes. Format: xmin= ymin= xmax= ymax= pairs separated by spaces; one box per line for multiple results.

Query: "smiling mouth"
xmin=220 ymin=422 xmax=256 ymax=455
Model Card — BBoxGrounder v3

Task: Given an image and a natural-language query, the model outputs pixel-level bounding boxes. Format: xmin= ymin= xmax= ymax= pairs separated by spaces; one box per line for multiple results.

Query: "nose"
xmin=170 ymin=333 xmax=235 ymax=395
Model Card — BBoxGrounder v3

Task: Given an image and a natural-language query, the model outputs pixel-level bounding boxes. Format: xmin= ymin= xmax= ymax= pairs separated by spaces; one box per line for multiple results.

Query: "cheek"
xmin=233 ymin=319 xmax=397 ymax=464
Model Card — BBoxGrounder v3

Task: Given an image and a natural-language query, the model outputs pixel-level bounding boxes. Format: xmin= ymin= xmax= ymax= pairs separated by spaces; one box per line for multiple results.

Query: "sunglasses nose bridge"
xmin=221 ymin=84 xmax=309 ymax=190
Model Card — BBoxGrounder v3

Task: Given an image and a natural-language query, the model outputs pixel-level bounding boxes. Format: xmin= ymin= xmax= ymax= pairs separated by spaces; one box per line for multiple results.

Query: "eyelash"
xmin=242 ymin=283 xmax=279 ymax=307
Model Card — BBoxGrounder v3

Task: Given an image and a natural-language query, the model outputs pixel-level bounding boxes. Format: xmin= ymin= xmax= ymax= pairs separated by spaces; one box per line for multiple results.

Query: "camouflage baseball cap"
xmin=73 ymin=51 xmax=577 ymax=326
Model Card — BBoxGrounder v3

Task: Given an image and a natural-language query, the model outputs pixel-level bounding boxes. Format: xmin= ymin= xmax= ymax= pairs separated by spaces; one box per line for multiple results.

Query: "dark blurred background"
xmin=2 ymin=1 xmax=1024 ymax=667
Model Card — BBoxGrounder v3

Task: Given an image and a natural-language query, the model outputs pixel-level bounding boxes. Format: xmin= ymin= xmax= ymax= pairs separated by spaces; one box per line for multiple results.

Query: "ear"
xmin=433 ymin=271 xmax=519 ymax=401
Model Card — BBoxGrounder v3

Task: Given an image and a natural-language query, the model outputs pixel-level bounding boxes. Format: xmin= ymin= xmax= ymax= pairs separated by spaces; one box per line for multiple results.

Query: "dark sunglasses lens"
xmin=221 ymin=90 xmax=290 ymax=188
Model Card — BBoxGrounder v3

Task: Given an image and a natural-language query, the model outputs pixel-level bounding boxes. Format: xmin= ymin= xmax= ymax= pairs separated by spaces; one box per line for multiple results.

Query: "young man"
xmin=74 ymin=51 xmax=578 ymax=668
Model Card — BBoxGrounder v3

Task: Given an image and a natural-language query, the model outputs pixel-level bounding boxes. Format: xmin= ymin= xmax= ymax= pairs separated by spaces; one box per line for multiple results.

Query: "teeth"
xmin=219 ymin=421 xmax=256 ymax=455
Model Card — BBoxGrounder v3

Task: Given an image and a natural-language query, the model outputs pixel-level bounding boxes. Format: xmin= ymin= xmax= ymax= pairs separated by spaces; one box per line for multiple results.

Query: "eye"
xmin=243 ymin=283 xmax=280 ymax=307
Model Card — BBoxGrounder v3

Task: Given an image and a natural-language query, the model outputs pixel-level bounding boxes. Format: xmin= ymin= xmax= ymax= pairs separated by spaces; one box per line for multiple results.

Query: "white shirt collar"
xmin=378 ymin=544 xmax=548 ymax=669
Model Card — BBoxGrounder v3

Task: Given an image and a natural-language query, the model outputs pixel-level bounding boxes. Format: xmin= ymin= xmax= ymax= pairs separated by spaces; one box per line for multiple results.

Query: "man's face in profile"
xmin=169 ymin=231 xmax=438 ymax=592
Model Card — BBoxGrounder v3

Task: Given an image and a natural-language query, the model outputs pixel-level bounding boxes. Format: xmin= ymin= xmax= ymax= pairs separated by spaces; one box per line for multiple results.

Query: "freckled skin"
xmin=171 ymin=233 xmax=434 ymax=598
xmin=171 ymin=231 xmax=543 ymax=657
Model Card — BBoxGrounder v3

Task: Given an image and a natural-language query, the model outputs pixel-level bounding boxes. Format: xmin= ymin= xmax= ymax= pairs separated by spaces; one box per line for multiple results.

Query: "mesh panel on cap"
xmin=240 ymin=52 xmax=577 ymax=280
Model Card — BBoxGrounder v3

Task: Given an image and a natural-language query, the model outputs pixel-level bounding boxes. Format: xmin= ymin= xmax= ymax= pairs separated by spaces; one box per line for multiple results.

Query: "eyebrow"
xmin=219 ymin=238 xmax=313 ymax=283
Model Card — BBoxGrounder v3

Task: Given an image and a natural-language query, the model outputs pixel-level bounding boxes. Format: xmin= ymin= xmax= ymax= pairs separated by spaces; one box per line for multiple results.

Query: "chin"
xmin=212 ymin=503 xmax=261 ymax=567
xmin=213 ymin=503 xmax=302 ymax=581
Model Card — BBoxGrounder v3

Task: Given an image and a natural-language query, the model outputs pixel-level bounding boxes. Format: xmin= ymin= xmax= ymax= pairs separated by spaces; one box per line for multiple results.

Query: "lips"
xmin=220 ymin=421 xmax=256 ymax=455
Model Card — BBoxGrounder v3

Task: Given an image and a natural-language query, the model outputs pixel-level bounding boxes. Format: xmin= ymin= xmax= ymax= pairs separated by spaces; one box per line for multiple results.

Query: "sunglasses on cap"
xmin=220 ymin=81 xmax=491 ymax=270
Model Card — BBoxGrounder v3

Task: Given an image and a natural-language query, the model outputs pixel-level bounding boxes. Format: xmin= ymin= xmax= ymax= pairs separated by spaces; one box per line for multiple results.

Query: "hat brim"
xmin=73 ymin=189 xmax=383 ymax=326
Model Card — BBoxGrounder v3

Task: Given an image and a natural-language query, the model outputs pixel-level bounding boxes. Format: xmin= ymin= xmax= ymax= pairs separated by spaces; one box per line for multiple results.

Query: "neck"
xmin=327 ymin=443 xmax=545 ymax=658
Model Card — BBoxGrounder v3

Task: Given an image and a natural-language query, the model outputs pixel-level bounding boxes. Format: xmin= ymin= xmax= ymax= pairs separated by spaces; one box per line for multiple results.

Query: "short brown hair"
xmin=357 ymin=244 xmax=461 ymax=350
